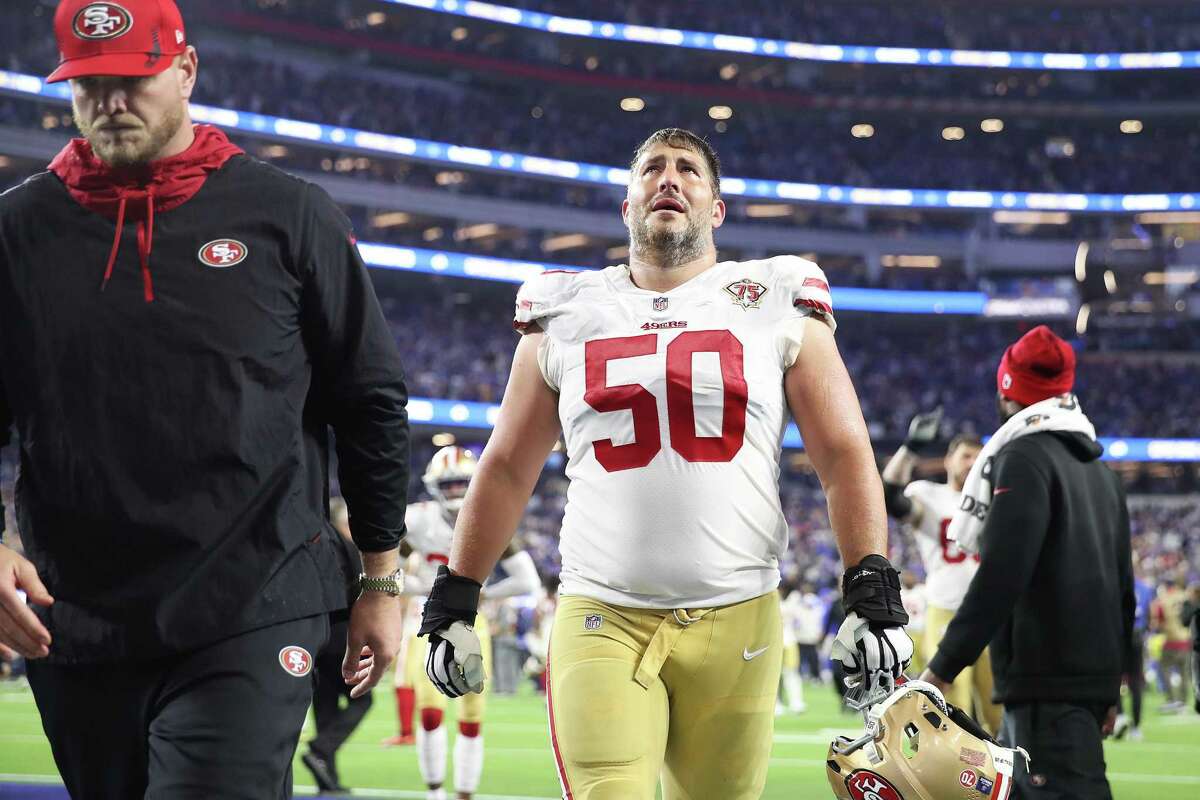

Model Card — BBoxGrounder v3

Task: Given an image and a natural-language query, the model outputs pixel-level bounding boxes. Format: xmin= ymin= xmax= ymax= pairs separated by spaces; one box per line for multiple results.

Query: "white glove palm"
xmin=426 ymin=621 xmax=487 ymax=698
xmin=831 ymin=611 xmax=913 ymax=687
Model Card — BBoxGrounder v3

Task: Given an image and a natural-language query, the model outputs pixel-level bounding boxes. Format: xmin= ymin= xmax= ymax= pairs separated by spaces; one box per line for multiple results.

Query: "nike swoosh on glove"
xmin=426 ymin=621 xmax=487 ymax=698
xmin=830 ymin=611 xmax=913 ymax=687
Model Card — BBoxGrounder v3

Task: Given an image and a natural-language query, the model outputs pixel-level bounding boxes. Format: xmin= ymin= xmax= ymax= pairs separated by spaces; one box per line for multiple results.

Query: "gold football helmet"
xmin=827 ymin=680 xmax=1028 ymax=800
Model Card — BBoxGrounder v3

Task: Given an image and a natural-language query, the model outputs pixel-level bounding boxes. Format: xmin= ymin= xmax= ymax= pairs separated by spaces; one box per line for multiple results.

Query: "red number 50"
xmin=583 ymin=331 xmax=748 ymax=472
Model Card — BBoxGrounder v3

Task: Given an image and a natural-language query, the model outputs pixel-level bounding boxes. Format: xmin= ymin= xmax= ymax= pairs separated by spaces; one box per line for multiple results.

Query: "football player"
xmin=419 ymin=128 xmax=911 ymax=799
xmin=402 ymin=446 xmax=540 ymax=800
xmin=882 ymin=413 xmax=1002 ymax=734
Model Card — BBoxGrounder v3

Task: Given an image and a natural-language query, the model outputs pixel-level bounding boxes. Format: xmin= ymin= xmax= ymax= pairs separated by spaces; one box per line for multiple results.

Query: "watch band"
xmin=358 ymin=568 xmax=405 ymax=597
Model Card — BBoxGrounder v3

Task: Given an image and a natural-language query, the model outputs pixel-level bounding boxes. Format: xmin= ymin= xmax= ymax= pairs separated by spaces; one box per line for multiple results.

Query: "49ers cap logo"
xmin=198 ymin=239 xmax=248 ymax=268
xmin=845 ymin=770 xmax=902 ymax=800
xmin=73 ymin=3 xmax=134 ymax=40
xmin=278 ymin=646 xmax=313 ymax=677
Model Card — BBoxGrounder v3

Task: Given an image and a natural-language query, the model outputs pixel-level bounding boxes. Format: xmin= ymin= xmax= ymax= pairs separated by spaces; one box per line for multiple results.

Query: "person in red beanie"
xmin=919 ymin=325 xmax=1134 ymax=800
xmin=0 ymin=2 xmax=411 ymax=797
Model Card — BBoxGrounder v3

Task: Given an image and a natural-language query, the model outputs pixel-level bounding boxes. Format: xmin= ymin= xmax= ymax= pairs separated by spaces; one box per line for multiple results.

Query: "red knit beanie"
xmin=996 ymin=325 xmax=1076 ymax=406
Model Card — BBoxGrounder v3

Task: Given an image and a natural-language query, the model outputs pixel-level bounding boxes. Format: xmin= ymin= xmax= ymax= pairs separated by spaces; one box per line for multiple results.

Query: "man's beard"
xmin=75 ymin=101 xmax=186 ymax=168
xmin=629 ymin=209 xmax=707 ymax=266
xmin=996 ymin=395 xmax=1016 ymax=425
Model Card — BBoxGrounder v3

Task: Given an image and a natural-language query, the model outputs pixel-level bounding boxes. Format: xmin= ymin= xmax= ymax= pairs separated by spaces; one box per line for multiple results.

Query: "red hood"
xmin=48 ymin=125 xmax=244 ymax=302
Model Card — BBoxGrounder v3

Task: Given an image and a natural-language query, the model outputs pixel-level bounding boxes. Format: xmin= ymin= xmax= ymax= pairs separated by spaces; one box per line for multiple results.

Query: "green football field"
xmin=1 ymin=676 xmax=1197 ymax=798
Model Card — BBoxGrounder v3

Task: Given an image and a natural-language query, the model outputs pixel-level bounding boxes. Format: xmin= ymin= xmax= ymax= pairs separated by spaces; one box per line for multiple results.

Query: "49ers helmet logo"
xmin=278 ymin=646 xmax=313 ymax=677
xmin=845 ymin=770 xmax=902 ymax=800
xmin=198 ymin=239 xmax=248 ymax=268
xmin=73 ymin=3 xmax=134 ymax=40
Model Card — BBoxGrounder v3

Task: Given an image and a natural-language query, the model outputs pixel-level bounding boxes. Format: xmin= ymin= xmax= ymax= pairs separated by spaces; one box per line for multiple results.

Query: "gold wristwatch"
xmin=357 ymin=568 xmax=405 ymax=597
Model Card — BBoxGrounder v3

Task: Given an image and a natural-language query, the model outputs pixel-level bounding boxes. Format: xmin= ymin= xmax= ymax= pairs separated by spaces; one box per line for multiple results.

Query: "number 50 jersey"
xmin=514 ymin=256 xmax=835 ymax=609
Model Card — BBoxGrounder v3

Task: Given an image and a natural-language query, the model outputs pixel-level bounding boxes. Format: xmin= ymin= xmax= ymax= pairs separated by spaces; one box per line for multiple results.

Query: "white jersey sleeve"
xmin=903 ymin=481 xmax=980 ymax=611
xmin=514 ymin=269 xmax=589 ymax=390
xmin=767 ymin=256 xmax=836 ymax=369
xmin=403 ymin=501 xmax=454 ymax=596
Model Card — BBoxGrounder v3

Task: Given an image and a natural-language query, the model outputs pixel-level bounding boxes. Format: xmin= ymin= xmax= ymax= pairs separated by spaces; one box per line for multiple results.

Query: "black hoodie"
xmin=928 ymin=431 xmax=1134 ymax=706
xmin=0 ymin=136 xmax=410 ymax=663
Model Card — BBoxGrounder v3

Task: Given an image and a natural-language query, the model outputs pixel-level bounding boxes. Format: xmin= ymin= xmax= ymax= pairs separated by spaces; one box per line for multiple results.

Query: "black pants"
xmin=1126 ymin=630 xmax=1145 ymax=726
xmin=308 ymin=619 xmax=373 ymax=765
xmin=1001 ymin=701 xmax=1112 ymax=800
xmin=27 ymin=614 xmax=328 ymax=800
xmin=798 ymin=643 xmax=822 ymax=681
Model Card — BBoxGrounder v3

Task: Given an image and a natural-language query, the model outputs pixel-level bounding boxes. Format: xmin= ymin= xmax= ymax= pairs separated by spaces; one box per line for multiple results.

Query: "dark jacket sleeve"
xmin=928 ymin=447 xmax=1051 ymax=681
xmin=299 ymin=183 xmax=410 ymax=553
xmin=0 ymin=371 xmax=10 ymax=539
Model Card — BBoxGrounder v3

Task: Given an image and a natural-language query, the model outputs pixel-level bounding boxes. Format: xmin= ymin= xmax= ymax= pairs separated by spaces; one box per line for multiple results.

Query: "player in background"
xmin=418 ymin=128 xmax=911 ymax=799
xmin=778 ymin=583 xmax=806 ymax=713
xmin=403 ymin=446 xmax=540 ymax=800
xmin=882 ymin=410 xmax=1001 ymax=733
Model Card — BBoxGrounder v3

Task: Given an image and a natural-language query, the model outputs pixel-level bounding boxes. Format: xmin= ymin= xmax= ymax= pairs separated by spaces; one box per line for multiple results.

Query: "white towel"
xmin=948 ymin=394 xmax=1096 ymax=554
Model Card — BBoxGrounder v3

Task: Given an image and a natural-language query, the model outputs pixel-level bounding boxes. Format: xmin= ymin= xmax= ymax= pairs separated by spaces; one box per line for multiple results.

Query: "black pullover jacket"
xmin=928 ymin=430 xmax=1134 ymax=706
xmin=0 ymin=127 xmax=409 ymax=662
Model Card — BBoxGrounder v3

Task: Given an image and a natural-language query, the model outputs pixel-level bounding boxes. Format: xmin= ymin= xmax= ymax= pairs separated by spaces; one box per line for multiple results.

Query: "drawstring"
xmin=101 ymin=194 xmax=128 ymax=292
xmin=100 ymin=188 xmax=156 ymax=303
xmin=137 ymin=190 xmax=155 ymax=302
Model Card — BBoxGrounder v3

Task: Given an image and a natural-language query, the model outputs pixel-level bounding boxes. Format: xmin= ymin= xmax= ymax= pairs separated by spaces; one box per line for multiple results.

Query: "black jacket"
xmin=0 ymin=153 xmax=409 ymax=663
xmin=928 ymin=430 xmax=1134 ymax=706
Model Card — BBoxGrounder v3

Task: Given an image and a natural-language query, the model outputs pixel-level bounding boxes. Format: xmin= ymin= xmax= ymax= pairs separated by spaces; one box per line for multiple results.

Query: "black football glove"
xmin=903 ymin=406 xmax=943 ymax=455
xmin=832 ymin=554 xmax=913 ymax=686
xmin=419 ymin=565 xmax=486 ymax=698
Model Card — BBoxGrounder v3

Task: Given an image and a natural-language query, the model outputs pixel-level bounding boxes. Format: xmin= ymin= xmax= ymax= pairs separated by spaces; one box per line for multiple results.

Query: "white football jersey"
xmin=903 ymin=480 xmax=980 ymax=611
xmin=405 ymin=500 xmax=454 ymax=593
xmin=514 ymin=257 xmax=835 ymax=609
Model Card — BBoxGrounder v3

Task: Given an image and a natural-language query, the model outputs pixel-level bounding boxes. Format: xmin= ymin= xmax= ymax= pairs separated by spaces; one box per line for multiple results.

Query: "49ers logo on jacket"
xmin=278 ymin=646 xmax=313 ymax=677
xmin=198 ymin=239 xmax=248 ymax=268
xmin=845 ymin=770 xmax=902 ymax=800
xmin=73 ymin=3 xmax=134 ymax=40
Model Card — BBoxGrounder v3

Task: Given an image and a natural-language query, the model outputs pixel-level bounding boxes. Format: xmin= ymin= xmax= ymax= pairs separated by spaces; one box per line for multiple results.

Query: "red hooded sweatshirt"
xmin=48 ymin=124 xmax=243 ymax=302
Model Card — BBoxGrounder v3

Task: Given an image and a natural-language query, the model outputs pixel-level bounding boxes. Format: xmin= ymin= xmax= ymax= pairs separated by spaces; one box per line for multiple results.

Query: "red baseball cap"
xmin=46 ymin=0 xmax=187 ymax=84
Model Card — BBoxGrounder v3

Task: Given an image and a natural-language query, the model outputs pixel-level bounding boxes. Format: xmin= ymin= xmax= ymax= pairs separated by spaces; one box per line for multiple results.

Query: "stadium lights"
xmin=605 ymin=244 xmax=630 ymax=260
xmin=719 ymin=63 xmax=739 ymax=80
xmin=620 ymin=97 xmax=645 ymax=111
xmin=1143 ymin=270 xmax=1199 ymax=285
xmin=1136 ymin=212 xmax=1200 ymax=224
xmin=454 ymin=222 xmax=500 ymax=241
xmin=371 ymin=211 xmax=412 ymax=228
xmin=541 ymin=233 xmax=592 ymax=252
xmin=1104 ymin=270 xmax=1118 ymax=294
xmin=431 ymin=432 xmax=457 ymax=446
xmin=1074 ymin=242 xmax=1089 ymax=282
xmin=744 ymin=203 xmax=794 ymax=218
xmin=942 ymin=126 xmax=965 ymax=141
xmin=366 ymin=11 xmax=386 ymax=26
xmin=881 ymin=255 xmax=942 ymax=268
xmin=451 ymin=26 xmax=469 ymax=41
xmin=980 ymin=118 xmax=1004 ymax=133
xmin=708 ymin=105 xmax=734 ymax=120
xmin=7 ymin=68 xmax=1200 ymax=213
xmin=993 ymin=210 xmax=1071 ymax=224
xmin=1120 ymin=119 xmax=1144 ymax=134
xmin=851 ymin=124 xmax=875 ymax=138
xmin=379 ymin=0 xmax=1200 ymax=72
xmin=1075 ymin=302 xmax=1090 ymax=335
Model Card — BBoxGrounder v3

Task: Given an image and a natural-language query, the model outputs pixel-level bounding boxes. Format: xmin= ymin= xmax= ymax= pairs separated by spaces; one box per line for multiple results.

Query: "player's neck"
xmin=626 ymin=250 xmax=717 ymax=293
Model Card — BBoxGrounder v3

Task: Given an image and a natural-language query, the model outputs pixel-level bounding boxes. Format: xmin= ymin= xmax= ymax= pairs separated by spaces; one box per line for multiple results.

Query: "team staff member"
xmin=920 ymin=326 xmax=1134 ymax=799
xmin=0 ymin=2 xmax=409 ymax=797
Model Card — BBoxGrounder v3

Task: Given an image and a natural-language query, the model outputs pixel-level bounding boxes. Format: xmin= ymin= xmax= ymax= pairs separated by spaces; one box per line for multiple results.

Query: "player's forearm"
xmin=881 ymin=447 xmax=918 ymax=485
xmin=449 ymin=457 xmax=539 ymax=584
xmin=822 ymin=446 xmax=889 ymax=567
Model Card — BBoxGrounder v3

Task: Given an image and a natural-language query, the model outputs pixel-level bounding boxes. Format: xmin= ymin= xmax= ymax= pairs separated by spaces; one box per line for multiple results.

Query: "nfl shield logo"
xmin=653 ymin=297 xmax=668 ymax=312
xmin=584 ymin=614 xmax=603 ymax=631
